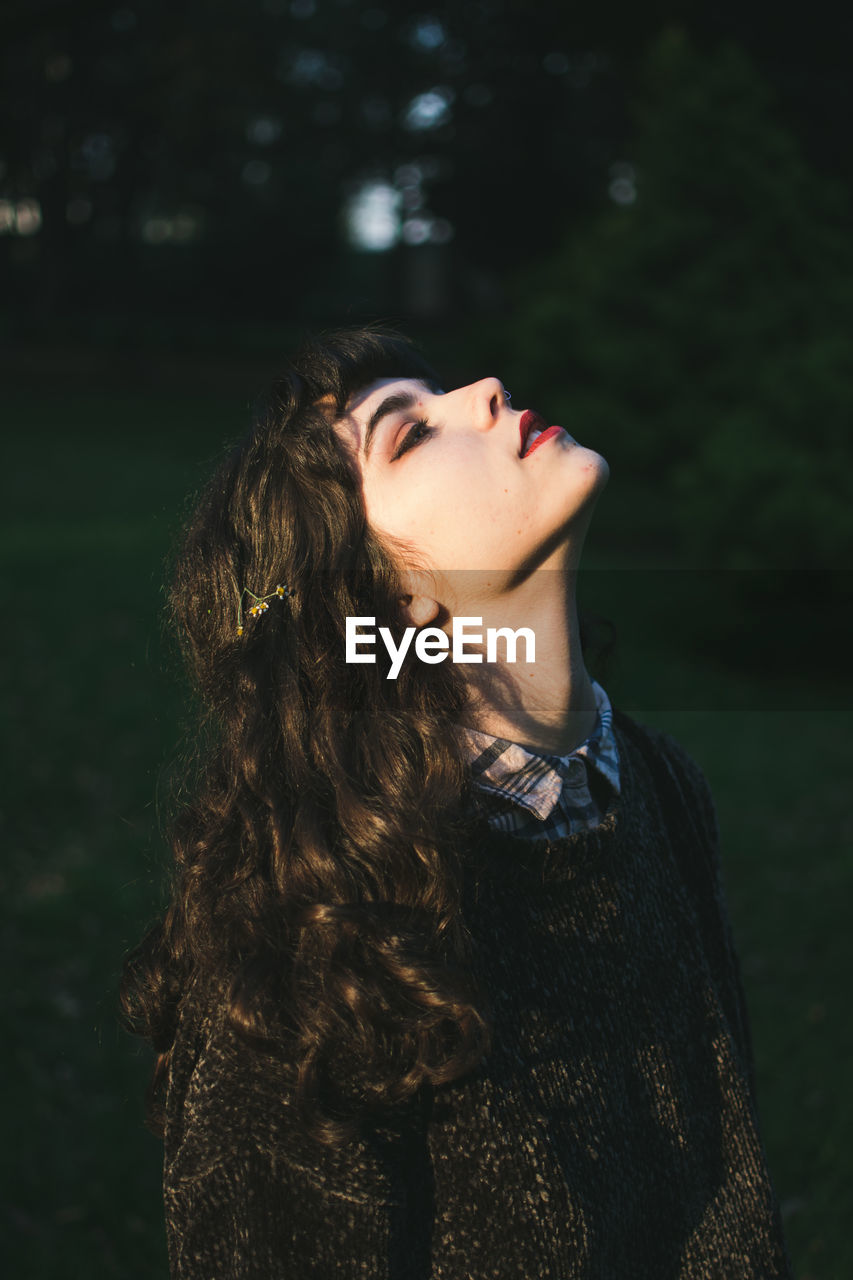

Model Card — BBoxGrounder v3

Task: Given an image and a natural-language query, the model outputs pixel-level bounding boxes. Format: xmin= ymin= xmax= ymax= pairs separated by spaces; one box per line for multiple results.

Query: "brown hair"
xmin=120 ymin=327 xmax=493 ymax=1147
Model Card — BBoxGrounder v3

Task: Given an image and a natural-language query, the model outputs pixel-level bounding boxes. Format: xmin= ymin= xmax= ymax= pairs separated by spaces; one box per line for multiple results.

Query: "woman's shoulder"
xmin=163 ymin=974 xmax=414 ymax=1207
xmin=613 ymin=707 xmax=716 ymax=806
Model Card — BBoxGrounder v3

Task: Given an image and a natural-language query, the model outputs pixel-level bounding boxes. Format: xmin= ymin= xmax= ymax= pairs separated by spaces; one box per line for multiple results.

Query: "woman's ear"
xmin=397 ymin=568 xmax=441 ymax=628
xmin=398 ymin=592 xmax=441 ymax=629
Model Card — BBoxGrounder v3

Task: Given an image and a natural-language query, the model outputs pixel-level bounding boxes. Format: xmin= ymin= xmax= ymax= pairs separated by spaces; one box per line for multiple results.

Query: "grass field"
xmin=2 ymin=378 xmax=850 ymax=1278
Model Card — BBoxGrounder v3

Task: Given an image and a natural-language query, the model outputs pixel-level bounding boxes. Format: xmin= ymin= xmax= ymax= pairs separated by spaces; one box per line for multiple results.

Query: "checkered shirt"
xmin=457 ymin=679 xmax=621 ymax=840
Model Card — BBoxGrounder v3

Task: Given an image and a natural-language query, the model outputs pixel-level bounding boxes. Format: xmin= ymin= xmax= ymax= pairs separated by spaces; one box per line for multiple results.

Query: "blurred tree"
xmin=508 ymin=29 xmax=853 ymax=576
xmin=2 ymin=0 xmax=624 ymax=325
xmin=0 ymin=3 xmax=848 ymax=340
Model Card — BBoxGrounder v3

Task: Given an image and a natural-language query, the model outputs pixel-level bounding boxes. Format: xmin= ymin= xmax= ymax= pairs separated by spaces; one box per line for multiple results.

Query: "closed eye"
xmin=391 ymin=418 xmax=434 ymax=461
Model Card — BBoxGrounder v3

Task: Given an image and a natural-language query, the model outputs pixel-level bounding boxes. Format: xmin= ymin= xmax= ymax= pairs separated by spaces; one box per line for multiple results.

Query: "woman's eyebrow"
xmin=363 ymin=389 xmax=420 ymax=459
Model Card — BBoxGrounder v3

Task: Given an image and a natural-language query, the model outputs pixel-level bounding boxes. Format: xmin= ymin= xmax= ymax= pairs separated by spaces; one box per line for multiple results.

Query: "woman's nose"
xmin=469 ymin=377 xmax=508 ymax=429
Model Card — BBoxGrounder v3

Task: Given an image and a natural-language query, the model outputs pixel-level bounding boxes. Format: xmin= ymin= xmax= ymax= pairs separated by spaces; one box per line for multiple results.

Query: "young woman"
xmin=122 ymin=327 xmax=792 ymax=1278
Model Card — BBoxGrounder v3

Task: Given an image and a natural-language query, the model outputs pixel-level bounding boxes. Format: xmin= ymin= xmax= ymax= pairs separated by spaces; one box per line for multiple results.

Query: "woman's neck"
xmin=455 ymin=571 xmax=598 ymax=757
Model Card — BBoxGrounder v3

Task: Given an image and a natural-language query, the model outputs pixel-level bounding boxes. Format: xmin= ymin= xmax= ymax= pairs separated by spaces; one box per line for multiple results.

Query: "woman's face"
xmin=334 ymin=374 xmax=609 ymax=592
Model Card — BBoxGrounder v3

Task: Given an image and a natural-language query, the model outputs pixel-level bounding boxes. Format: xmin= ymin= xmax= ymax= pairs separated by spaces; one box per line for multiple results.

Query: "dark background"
xmin=2 ymin=1 xmax=851 ymax=1275
xmin=4 ymin=0 xmax=853 ymax=575
xmin=3 ymin=0 xmax=853 ymax=332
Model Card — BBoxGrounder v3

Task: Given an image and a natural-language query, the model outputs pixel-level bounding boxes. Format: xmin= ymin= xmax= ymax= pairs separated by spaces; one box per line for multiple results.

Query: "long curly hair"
xmin=120 ymin=327 xmax=495 ymax=1148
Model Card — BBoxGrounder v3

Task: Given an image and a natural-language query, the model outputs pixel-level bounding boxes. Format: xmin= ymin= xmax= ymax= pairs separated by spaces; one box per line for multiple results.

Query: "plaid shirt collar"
xmin=457 ymin=679 xmax=620 ymax=822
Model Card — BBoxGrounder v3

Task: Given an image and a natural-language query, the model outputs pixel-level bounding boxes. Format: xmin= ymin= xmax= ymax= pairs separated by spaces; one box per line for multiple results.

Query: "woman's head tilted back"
xmin=122 ymin=327 xmax=492 ymax=1148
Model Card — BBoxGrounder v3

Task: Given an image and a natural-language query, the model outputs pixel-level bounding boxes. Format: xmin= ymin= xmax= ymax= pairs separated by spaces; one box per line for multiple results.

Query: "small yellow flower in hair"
xmin=236 ymin=580 xmax=293 ymax=636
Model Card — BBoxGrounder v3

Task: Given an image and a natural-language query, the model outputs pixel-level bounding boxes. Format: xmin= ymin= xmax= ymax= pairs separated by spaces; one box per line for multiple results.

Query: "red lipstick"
xmin=519 ymin=409 xmax=564 ymax=458
xmin=524 ymin=426 xmax=563 ymax=457
xmin=519 ymin=409 xmax=544 ymax=455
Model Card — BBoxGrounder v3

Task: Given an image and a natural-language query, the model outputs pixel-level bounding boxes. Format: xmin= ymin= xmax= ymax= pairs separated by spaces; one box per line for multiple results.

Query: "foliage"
xmin=508 ymin=30 xmax=853 ymax=573
xmin=0 ymin=0 xmax=634 ymax=325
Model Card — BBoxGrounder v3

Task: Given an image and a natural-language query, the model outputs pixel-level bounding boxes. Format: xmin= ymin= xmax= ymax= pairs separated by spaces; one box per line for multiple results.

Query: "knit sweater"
xmin=162 ymin=709 xmax=792 ymax=1279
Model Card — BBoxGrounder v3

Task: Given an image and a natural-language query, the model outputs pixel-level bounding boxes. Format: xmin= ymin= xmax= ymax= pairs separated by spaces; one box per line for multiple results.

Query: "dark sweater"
xmin=162 ymin=710 xmax=792 ymax=1278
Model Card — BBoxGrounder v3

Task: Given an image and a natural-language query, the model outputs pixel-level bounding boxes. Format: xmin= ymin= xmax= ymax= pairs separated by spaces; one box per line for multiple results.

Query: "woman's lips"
xmin=519 ymin=409 xmax=545 ymax=454
xmin=523 ymin=425 xmax=564 ymax=457
xmin=519 ymin=409 xmax=564 ymax=458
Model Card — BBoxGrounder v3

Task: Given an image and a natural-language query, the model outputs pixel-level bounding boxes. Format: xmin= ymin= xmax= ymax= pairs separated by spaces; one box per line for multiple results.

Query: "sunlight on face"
xmin=335 ymin=375 xmax=609 ymax=602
